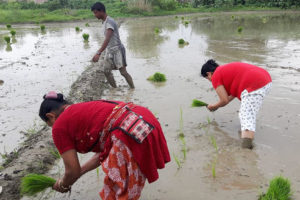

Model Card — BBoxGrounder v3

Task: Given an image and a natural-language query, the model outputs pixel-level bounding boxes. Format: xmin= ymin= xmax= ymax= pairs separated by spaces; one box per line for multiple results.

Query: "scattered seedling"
xmin=4 ymin=36 xmax=11 ymax=44
xmin=6 ymin=24 xmax=11 ymax=29
xmin=262 ymin=17 xmax=268 ymax=24
xmin=21 ymin=174 xmax=56 ymax=196
xmin=154 ymin=27 xmax=161 ymax=34
xmin=40 ymin=25 xmax=46 ymax=31
xmin=191 ymin=99 xmax=208 ymax=107
xmin=96 ymin=167 xmax=100 ymax=177
xmin=237 ymin=26 xmax=243 ymax=33
xmin=207 ymin=116 xmax=211 ymax=125
xmin=178 ymin=38 xmax=189 ymax=46
xmin=211 ymin=158 xmax=216 ymax=178
xmin=85 ymin=23 xmax=90 ymax=27
xmin=75 ymin=27 xmax=80 ymax=32
xmin=179 ymin=107 xmax=187 ymax=159
xmin=147 ymin=72 xmax=166 ymax=82
xmin=231 ymin=15 xmax=235 ymax=20
xmin=82 ymin=33 xmax=89 ymax=42
xmin=175 ymin=16 xmax=178 ymax=19
xmin=183 ymin=21 xmax=189 ymax=26
xmin=49 ymin=148 xmax=60 ymax=159
xmin=210 ymin=135 xmax=218 ymax=152
xmin=173 ymin=153 xmax=181 ymax=169
xmin=181 ymin=16 xmax=184 ymax=20
xmin=10 ymin=29 xmax=16 ymax=36
xmin=259 ymin=176 xmax=292 ymax=200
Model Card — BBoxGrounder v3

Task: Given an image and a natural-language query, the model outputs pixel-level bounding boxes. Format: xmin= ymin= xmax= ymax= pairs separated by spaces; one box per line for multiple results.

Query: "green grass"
xmin=237 ymin=26 xmax=243 ymax=33
xmin=147 ymin=72 xmax=167 ymax=82
xmin=4 ymin=36 xmax=10 ymax=44
xmin=82 ymin=33 xmax=89 ymax=41
xmin=6 ymin=24 xmax=11 ymax=28
xmin=191 ymin=99 xmax=208 ymax=107
xmin=40 ymin=24 xmax=45 ymax=31
xmin=259 ymin=176 xmax=292 ymax=200
xmin=21 ymin=174 xmax=56 ymax=196
xmin=75 ymin=26 xmax=80 ymax=31
xmin=10 ymin=29 xmax=16 ymax=36
xmin=49 ymin=148 xmax=60 ymax=159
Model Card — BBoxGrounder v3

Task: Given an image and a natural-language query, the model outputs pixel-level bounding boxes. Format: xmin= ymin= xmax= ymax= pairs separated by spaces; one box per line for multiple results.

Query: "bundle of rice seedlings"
xmin=237 ymin=26 xmax=243 ymax=33
xmin=21 ymin=174 xmax=56 ymax=196
xmin=181 ymin=16 xmax=184 ymax=20
xmin=10 ymin=29 xmax=16 ymax=36
xmin=75 ymin=27 xmax=80 ymax=32
xmin=4 ymin=36 xmax=11 ymax=44
xmin=178 ymin=38 xmax=185 ymax=45
xmin=175 ymin=16 xmax=178 ymax=19
xmin=6 ymin=24 xmax=11 ymax=29
xmin=147 ymin=72 xmax=166 ymax=82
xmin=191 ymin=99 xmax=208 ymax=107
xmin=82 ymin=33 xmax=89 ymax=42
xmin=259 ymin=176 xmax=292 ymax=200
xmin=85 ymin=23 xmax=90 ymax=27
xmin=183 ymin=21 xmax=189 ymax=26
xmin=40 ymin=25 xmax=46 ymax=31
xmin=154 ymin=27 xmax=161 ymax=34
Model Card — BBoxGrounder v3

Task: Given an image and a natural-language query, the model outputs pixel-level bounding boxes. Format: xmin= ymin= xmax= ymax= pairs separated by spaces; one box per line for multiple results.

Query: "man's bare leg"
xmin=241 ymin=130 xmax=254 ymax=149
xmin=119 ymin=67 xmax=134 ymax=89
xmin=104 ymin=70 xmax=117 ymax=88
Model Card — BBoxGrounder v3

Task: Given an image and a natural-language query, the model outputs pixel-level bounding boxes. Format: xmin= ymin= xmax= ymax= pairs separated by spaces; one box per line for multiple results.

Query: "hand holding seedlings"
xmin=207 ymin=104 xmax=218 ymax=112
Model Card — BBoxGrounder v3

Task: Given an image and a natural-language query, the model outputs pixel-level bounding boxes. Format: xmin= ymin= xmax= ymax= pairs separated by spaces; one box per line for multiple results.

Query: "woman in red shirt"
xmin=201 ymin=60 xmax=272 ymax=149
xmin=39 ymin=91 xmax=170 ymax=199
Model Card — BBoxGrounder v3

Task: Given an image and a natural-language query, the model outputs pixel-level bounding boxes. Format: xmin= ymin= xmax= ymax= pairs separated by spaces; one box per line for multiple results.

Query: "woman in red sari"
xmin=39 ymin=91 xmax=170 ymax=199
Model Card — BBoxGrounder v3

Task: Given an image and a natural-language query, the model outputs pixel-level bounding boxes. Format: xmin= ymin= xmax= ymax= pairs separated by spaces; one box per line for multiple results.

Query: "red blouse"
xmin=212 ymin=62 xmax=272 ymax=100
xmin=52 ymin=100 xmax=170 ymax=183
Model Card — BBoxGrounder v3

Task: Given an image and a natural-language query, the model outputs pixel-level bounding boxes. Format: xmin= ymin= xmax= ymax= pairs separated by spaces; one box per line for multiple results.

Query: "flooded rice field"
xmin=1 ymin=11 xmax=300 ymax=200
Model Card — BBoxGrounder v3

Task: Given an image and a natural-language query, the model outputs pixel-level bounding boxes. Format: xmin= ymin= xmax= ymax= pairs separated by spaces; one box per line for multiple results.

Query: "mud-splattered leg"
xmin=119 ymin=67 xmax=135 ymax=89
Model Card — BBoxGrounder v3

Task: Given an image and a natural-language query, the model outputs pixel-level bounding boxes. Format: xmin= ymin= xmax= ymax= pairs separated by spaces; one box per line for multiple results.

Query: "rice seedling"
xmin=21 ymin=174 xmax=56 ymax=196
xmin=211 ymin=159 xmax=216 ymax=178
xmin=10 ymin=29 xmax=16 ymax=36
xmin=147 ymin=72 xmax=166 ymax=82
xmin=178 ymin=38 xmax=185 ymax=45
xmin=237 ymin=26 xmax=243 ymax=33
xmin=173 ymin=153 xmax=181 ymax=169
xmin=4 ymin=36 xmax=11 ymax=44
xmin=191 ymin=99 xmax=208 ymax=107
xmin=259 ymin=176 xmax=292 ymax=200
xmin=96 ymin=167 xmax=99 ymax=177
xmin=183 ymin=21 xmax=189 ymax=26
xmin=40 ymin=25 xmax=46 ymax=31
xmin=6 ymin=24 xmax=11 ymax=29
xmin=49 ymin=148 xmax=60 ymax=159
xmin=262 ymin=17 xmax=268 ymax=24
xmin=231 ymin=15 xmax=235 ymax=20
xmin=75 ymin=27 xmax=80 ymax=32
xmin=207 ymin=116 xmax=211 ymax=124
xmin=82 ymin=33 xmax=89 ymax=42
xmin=175 ymin=16 xmax=178 ymax=19
xmin=154 ymin=27 xmax=161 ymax=34
xmin=85 ymin=23 xmax=90 ymax=27
xmin=210 ymin=135 xmax=218 ymax=152
xmin=181 ymin=16 xmax=184 ymax=20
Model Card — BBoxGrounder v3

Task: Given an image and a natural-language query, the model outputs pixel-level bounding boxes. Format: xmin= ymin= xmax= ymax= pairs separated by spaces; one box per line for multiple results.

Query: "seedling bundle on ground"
xmin=10 ymin=29 xmax=16 ymax=36
xmin=82 ymin=33 xmax=89 ymax=42
xmin=147 ymin=72 xmax=166 ymax=82
xmin=237 ymin=26 xmax=243 ymax=33
xmin=191 ymin=99 xmax=208 ymax=107
xmin=21 ymin=174 xmax=56 ymax=196
xmin=85 ymin=23 xmax=90 ymax=27
xmin=6 ymin=24 xmax=11 ymax=29
xmin=75 ymin=27 xmax=81 ymax=32
xmin=4 ymin=36 xmax=11 ymax=44
xmin=40 ymin=25 xmax=46 ymax=31
xmin=154 ymin=27 xmax=161 ymax=34
xmin=259 ymin=176 xmax=292 ymax=200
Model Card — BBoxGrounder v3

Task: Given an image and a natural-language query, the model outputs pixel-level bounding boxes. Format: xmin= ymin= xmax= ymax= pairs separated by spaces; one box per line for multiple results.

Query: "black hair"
xmin=39 ymin=93 xmax=68 ymax=122
xmin=91 ymin=2 xmax=106 ymax=12
xmin=201 ymin=59 xmax=219 ymax=77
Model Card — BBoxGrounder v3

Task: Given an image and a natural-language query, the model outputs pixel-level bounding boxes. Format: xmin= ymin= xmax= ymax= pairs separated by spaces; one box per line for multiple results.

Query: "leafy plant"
xmin=237 ymin=26 xmax=243 ymax=33
xmin=6 ymin=24 xmax=11 ymax=29
xmin=4 ymin=36 xmax=11 ymax=44
xmin=147 ymin=72 xmax=166 ymax=82
xmin=40 ymin=25 xmax=46 ymax=31
xmin=21 ymin=174 xmax=56 ymax=196
xmin=10 ymin=29 xmax=16 ymax=36
xmin=259 ymin=176 xmax=292 ymax=200
xmin=82 ymin=33 xmax=89 ymax=42
xmin=75 ymin=26 xmax=80 ymax=31
xmin=191 ymin=99 xmax=208 ymax=107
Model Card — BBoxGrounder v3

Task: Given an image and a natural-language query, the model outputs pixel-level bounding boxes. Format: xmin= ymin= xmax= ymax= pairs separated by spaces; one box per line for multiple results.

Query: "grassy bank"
xmin=0 ymin=6 xmax=289 ymax=24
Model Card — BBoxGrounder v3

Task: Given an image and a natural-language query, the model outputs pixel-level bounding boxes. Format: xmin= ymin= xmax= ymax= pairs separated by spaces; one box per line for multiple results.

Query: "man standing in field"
xmin=91 ymin=2 xmax=134 ymax=88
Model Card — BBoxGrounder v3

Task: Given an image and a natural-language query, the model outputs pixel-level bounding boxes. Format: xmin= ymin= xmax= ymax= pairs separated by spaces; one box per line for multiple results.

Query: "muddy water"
xmin=6 ymin=11 xmax=300 ymax=199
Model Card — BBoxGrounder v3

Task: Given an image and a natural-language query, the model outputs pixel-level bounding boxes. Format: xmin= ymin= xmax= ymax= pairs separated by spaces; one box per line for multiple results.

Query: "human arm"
xmin=80 ymin=152 xmax=101 ymax=176
xmin=207 ymin=85 xmax=235 ymax=111
xmin=52 ymin=149 xmax=81 ymax=193
xmin=92 ymin=29 xmax=114 ymax=62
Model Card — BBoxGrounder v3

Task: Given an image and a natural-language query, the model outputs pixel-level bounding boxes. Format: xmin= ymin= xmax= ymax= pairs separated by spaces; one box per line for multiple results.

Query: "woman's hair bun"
xmin=43 ymin=91 xmax=64 ymax=102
